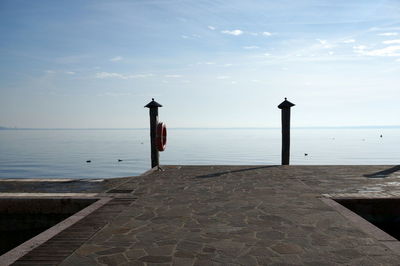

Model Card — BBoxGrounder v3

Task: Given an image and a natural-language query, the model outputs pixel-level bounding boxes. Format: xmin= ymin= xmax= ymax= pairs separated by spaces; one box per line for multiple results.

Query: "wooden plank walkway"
xmin=12 ymin=198 xmax=136 ymax=265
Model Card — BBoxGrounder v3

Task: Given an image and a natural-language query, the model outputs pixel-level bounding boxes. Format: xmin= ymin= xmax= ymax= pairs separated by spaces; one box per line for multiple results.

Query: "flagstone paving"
xmin=7 ymin=165 xmax=400 ymax=265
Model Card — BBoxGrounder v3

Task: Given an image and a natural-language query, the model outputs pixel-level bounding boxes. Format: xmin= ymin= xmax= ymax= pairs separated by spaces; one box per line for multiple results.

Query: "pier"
xmin=2 ymin=165 xmax=400 ymax=265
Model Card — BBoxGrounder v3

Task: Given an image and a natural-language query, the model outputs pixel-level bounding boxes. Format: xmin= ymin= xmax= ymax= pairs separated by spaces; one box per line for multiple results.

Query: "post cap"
xmin=145 ymin=98 xmax=163 ymax=108
xmin=278 ymin=97 xmax=295 ymax=109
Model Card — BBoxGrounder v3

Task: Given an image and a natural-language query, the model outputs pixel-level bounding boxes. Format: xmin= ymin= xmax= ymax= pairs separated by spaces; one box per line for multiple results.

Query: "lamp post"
xmin=145 ymin=98 xmax=162 ymax=168
xmin=278 ymin=98 xmax=295 ymax=165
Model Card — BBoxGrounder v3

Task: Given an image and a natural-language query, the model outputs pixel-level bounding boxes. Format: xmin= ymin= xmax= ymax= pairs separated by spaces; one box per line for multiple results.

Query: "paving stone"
xmin=97 ymin=253 xmax=128 ymax=265
xmin=270 ymin=243 xmax=303 ymax=254
xmin=202 ymin=247 xmax=216 ymax=253
xmin=256 ymin=230 xmax=285 ymax=240
xmin=124 ymin=249 xmax=147 ymax=259
xmin=60 ymin=254 xmax=99 ymax=266
xmin=174 ymin=250 xmax=196 ymax=258
xmin=332 ymin=248 xmax=364 ymax=259
xmin=236 ymin=255 xmax=258 ymax=265
xmin=176 ymin=240 xmax=203 ymax=252
xmin=95 ymin=247 xmax=126 ymax=255
xmin=144 ymin=245 xmax=175 ymax=256
xmin=75 ymin=245 xmax=108 ymax=256
xmin=120 ymin=261 xmax=145 ymax=266
xmin=15 ymin=165 xmax=400 ymax=265
xmin=172 ymin=257 xmax=195 ymax=266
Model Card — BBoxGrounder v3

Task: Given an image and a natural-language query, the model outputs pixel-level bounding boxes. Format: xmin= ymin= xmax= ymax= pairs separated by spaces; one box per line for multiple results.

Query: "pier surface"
xmin=3 ymin=165 xmax=400 ymax=265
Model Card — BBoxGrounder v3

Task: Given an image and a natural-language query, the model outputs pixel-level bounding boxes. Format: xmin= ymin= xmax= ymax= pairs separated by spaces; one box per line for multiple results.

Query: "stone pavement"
xmin=0 ymin=177 xmax=129 ymax=193
xmin=7 ymin=165 xmax=400 ymax=265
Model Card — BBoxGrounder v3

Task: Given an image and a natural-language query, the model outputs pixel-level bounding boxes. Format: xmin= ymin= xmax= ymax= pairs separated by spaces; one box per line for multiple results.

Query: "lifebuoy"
xmin=156 ymin=122 xmax=167 ymax=151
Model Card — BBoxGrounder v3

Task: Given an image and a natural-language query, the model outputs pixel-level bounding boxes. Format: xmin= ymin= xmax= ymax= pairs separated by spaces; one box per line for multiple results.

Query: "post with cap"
xmin=278 ymin=98 xmax=295 ymax=165
xmin=145 ymin=98 xmax=162 ymax=168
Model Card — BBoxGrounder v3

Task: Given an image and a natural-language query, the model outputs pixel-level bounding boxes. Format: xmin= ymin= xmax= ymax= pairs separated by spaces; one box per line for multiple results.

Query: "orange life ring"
xmin=156 ymin=122 xmax=167 ymax=151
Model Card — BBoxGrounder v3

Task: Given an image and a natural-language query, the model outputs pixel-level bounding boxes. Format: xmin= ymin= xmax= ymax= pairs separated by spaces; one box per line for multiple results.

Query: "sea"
xmin=0 ymin=128 xmax=399 ymax=179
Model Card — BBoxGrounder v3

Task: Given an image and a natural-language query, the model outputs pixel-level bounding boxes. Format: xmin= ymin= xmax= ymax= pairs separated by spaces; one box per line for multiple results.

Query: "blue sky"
xmin=0 ymin=0 xmax=399 ymax=128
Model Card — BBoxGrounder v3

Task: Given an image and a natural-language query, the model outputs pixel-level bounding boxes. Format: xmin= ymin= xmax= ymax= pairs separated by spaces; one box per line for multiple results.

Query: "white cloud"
xmin=328 ymin=51 xmax=334 ymax=55
xmin=316 ymin=39 xmax=334 ymax=48
xmin=342 ymin=39 xmax=356 ymax=43
xmin=95 ymin=72 xmax=153 ymax=79
xmin=196 ymin=62 xmax=216 ymax=65
xmin=208 ymin=26 xmax=216 ymax=30
xmin=262 ymin=31 xmax=272 ymax=36
xmin=383 ymin=39 xmax=400 ymax=44
xmin=217 ymin=75 xmax=230 ymax=79
xmin=131 ymin=74 xmax=154 ymax=78
xmin=353 ymin=45 xmax=367 ymax=50
xmin=264 ymin=53 xmax=271 ymax=56
xmin=243 ymin=46 xmax=259 ymax=49
xmin=96 ymin=72 xmax=125 ymax=79
xmin=66 ymin=71 xmax=75 ymax=75
xmin=221 ymin=29 xmax=243 ymax=36
xmin=182 ymin=34 xmax=200 ymax=39
xmin=223 ymin=63 xmax=233 ymax=67
xmin=354 ymin=45 xmax=400 ymax=57
xmin=164 ymin=74 xmax=182 ymax=78
xmin=378 ymin=32 xmax=398 ymax=36
xmin=110 ymin=56 xmax=123 ymax=62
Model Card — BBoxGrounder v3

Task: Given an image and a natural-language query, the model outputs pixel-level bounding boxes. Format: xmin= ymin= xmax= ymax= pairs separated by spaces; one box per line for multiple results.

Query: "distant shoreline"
xmin=1 ymin=126 xmax=400 ymax=130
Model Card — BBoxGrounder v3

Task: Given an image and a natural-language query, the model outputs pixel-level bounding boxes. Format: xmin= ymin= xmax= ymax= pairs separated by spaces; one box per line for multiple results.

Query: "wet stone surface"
xmin=11 ymin=165 xmax=400 ymax=265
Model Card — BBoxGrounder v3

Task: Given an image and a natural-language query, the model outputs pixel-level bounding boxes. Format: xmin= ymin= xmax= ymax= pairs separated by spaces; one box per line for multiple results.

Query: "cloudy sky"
xmin=1 ymin=0 xmax=400 ymax=128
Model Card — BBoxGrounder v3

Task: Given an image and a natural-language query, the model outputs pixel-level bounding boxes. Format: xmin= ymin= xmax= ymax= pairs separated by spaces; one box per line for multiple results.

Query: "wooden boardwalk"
xmin=3 ymin=165 xmax=400 ymax=265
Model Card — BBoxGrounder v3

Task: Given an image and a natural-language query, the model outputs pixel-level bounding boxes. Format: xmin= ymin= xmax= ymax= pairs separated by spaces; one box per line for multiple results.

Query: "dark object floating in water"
xmin=304 ymin=153 xmax=308 ymax=156
xmin=118 ymin=159 xmax=123 ymax=162
xmin=140 ymin=142 xmax=144 ymax=144
xmin=380 ymin=134 xmax=383 ymax=138
xmin=86 ymin=160 xmax=91 ymax=163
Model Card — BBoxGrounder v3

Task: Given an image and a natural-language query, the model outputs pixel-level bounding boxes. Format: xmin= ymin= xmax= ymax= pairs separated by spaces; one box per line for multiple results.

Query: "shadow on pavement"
xmin=364 ymin=165 xmax=400 ymax=178
xmin=196 ymin=165 xmax=277 ymax=178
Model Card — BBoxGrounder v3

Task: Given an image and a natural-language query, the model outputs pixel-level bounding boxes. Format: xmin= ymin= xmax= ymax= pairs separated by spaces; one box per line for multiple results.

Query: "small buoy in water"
xmin=380 ymin=134 xmax=383 ymax=138
xmin=86 ymin=160 xmax=91 ymax=163
xmin=118 ymin=159 xmax=123 ymax=162
xmin=304 ymin=153 xmax=308 ymax=156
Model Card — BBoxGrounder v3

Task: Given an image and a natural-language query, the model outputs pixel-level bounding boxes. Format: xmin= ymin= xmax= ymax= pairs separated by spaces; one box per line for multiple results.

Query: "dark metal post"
xmin=145 ymin=98 xmax=162 ymax=168
xmin=278 ymin=98 xmax=295 ymax=165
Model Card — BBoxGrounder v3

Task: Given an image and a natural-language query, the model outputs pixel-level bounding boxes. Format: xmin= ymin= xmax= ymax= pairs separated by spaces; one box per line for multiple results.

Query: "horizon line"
xmin=1 ymin=125 xmax=400 ymax=130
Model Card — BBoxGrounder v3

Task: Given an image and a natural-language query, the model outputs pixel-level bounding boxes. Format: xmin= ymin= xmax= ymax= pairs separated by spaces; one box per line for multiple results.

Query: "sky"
xmin=0 ymin=0 xmax=400 ymax=128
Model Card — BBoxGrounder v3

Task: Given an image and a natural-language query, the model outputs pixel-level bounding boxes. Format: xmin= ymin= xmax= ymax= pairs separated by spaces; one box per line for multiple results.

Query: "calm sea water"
xmin=0 ymin=128 xmax=399 ymax=179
